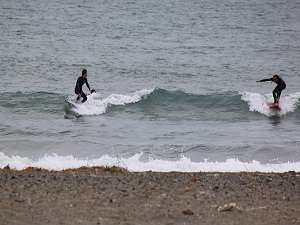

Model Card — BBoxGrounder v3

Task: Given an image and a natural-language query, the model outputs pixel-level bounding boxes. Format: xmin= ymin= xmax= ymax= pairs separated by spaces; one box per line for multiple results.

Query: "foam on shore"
xmin=0 ymin=152 xmax=299 ymax=172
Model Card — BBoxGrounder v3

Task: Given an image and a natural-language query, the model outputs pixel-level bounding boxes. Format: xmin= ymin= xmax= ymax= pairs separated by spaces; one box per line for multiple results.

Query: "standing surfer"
xmin=75 ymin=69 xmax=94 ymax=103
xmin=256 ymin=74 xmax=286 ymax=104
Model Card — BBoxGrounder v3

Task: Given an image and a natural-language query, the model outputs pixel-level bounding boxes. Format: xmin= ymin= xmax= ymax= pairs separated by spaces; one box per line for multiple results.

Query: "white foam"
xmin=0 ymin=152 xmax=299 ymax=172
xmin=68 ymin=88 xmax=154 ymax=115
xmin=241 ymin=92 xmax=300 ymax=116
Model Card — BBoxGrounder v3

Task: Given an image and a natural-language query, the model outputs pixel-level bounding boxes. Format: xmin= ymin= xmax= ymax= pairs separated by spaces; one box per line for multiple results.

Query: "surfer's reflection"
xmin=269 ymin=115 xmax=282 ymax=126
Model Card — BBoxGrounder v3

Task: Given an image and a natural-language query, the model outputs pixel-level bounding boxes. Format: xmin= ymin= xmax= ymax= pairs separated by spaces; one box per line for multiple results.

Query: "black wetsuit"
xmin=259 ymin=76 xmax=286 ymax=103
xmin=75 ymin=76 xmax=90 ymax=103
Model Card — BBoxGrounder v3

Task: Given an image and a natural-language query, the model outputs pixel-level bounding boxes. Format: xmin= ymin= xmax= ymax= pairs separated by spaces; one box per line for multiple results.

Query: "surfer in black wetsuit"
xmin=256 ymin=74 xmax=286 ymax=103
xmin=75 ymin=69 xmax=93 ymax=103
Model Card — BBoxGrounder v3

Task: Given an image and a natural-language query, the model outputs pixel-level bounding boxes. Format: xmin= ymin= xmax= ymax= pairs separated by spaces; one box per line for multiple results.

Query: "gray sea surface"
xmin=1 ymin=0 xmax=300 ymax=170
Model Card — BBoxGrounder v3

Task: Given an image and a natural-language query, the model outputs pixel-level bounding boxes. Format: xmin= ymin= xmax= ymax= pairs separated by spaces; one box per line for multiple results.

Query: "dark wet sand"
xmin=0 ymin=167 xmax=299 ymax=225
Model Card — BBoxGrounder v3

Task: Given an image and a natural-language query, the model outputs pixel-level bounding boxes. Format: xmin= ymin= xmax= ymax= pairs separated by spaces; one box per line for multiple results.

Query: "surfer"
xmin=75 ymin=69 xmax=94 ymax=103
xmin=256 ymin=74 xmax=286 ymax=104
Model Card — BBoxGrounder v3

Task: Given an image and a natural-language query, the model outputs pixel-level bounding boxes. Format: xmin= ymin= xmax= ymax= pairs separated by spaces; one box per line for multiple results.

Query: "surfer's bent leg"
xmin=81 ymin=92 xmax=87 ymax=103
xmin=273 ymin=86 xmax=279 ymax=103
xmin=276 ymin=88 xmax=283 ymax=103
xmin=75 ymin=90 xmax=81 ymax=101
xmin=273 ymin=86 xmax=284 ymax=103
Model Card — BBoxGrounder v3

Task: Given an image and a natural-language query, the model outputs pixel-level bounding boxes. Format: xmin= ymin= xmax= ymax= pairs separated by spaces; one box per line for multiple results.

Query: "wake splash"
xmin=241 ymin=92 xmax=300 ymax=117
xmin=66 ymin=88 xmax=154 ymax=115
xmin=0 ymin=152 xmax=299 ymax=173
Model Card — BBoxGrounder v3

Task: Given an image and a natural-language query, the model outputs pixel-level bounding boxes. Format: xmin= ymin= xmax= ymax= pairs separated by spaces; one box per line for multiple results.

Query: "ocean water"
xmin=1 ymin=0 xmax=300 ymax=172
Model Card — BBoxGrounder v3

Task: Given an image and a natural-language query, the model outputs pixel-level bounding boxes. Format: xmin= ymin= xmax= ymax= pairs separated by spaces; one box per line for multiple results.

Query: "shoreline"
xmin=0 ymin=167 xmax=299 ymax=225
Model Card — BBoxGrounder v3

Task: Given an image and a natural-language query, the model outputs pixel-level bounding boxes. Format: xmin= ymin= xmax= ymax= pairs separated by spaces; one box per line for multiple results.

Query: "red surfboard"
xmin=268 ymin=103 xmax=281 ymax=110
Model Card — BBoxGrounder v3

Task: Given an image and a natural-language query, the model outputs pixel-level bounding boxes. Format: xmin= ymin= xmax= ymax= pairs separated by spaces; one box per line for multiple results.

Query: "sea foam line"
xmin=0 ymin=152 xmax=299 ymax=173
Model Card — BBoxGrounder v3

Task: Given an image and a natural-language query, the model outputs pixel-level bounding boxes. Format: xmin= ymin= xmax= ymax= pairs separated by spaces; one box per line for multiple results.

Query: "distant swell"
xmin=0 ymin=152 xmax=299 ymax=172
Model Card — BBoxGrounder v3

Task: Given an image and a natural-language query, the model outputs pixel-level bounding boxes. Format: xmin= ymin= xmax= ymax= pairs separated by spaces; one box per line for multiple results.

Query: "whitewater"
xmin=1 ymin=152 xmax=300 ymax=172
xmin=65 ymin=88 xmax=155 ymax=116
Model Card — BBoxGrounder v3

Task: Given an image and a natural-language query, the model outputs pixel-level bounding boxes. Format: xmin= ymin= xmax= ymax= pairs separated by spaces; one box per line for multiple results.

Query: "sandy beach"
xmin=0 ymin=167 xmax=299 ymax=225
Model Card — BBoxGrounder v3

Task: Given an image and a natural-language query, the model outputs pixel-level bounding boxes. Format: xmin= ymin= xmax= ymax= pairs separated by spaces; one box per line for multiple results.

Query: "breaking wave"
xmin=65 ymin=88 xmax=154 ymax=115
xmin=64 ymin=88 xmax=300 ymax=117
xmin=1 ymin=89 xmax=299 ymax=118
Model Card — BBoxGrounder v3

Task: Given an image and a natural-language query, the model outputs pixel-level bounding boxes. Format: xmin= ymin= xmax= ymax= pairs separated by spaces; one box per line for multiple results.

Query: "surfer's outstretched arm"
xmin=256 ymin=78 xmax=272 ymax=82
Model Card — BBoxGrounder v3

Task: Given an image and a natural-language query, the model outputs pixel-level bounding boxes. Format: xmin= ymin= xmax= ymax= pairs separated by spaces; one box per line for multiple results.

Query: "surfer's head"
xmin=272 ymin=74 xmax=279 ymax=81
xmin=82 ymin=69 xmax=87 ymax=78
